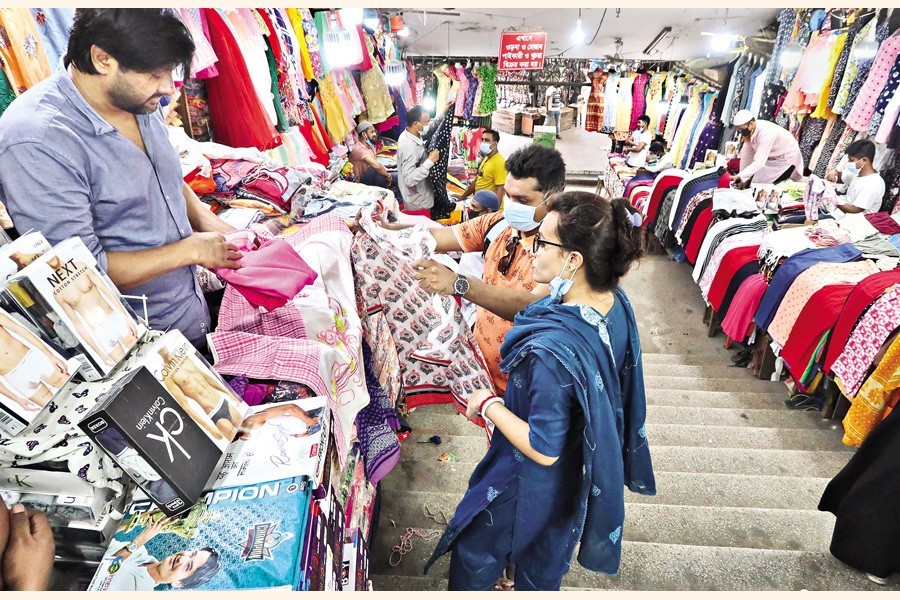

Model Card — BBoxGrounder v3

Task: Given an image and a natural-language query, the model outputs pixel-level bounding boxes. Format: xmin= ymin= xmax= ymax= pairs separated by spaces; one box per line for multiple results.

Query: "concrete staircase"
xmin=367 ymin=256 xmax=895 ymax=591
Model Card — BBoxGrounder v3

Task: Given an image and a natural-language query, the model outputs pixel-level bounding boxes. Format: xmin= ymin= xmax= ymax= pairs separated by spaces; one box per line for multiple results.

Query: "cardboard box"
xmin=88 ymin=477 xmax=312 ymax=591
xmin=6 ymin=237 xmax=145 ymax=380
xmin=0 ymin=306 xmax=81 ymax=435
xmin=0 ymin=232 xmax=52 ymax=282
xmin=79 ymin=330 xmax=250 ymax=516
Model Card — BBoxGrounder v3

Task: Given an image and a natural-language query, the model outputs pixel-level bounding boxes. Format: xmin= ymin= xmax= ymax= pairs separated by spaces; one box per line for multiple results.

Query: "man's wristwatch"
xmin=453 ymin=274 xmax=470 ymax=297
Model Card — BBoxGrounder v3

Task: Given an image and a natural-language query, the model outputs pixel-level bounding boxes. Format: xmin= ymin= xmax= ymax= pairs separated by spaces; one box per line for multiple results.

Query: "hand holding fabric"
xmin=411 ymin=258 xmax=457 ymax=295
xmin=189 ymin=232 xmax=243 ymax=270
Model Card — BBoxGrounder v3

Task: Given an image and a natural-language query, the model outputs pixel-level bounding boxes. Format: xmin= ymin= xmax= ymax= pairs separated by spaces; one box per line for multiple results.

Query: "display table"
xmin=492 ymin=108 xmax=522 ymax=135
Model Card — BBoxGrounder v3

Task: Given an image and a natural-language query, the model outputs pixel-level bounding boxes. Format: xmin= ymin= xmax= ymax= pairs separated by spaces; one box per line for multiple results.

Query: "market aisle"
xmin=369 ymin=255 xmax=895 ymax=591
xmin=497 ymin=127 xmax=611 ymax=176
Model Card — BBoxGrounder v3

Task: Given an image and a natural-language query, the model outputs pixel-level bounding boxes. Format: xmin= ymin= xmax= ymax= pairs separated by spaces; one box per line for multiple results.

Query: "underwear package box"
xmin=0 ymin=231 xmax=52 ymax=282
xmin=78 ymin=330 xmax=251 ymax=517
xmin=4 ymin=237 xmax=146 ymax=381
xmin=0 ymin=305 xmax=81 ymax=436
xmin=213 ymin=396 xmax=330 ymax=490
xmin=88 ymin=476 xmax=313 ymax=591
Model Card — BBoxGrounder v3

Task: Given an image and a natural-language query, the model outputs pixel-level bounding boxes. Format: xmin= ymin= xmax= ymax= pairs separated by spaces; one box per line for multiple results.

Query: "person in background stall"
xmin=638 ymin=140 xmax=675 ymax=175
xmin=349 ymin=120 xmax=393 ymax=190
xmin=730 ymin=109 xmax=803 ymax=189
xmin=545 ymin=85 xmax=564 ymax=140
xmin=425 ymin=191 xmax=656 ymax=590
xmin=452 ymin=129 xmax=507 ymax=207
xmin=0 ymin=501 xmax=55 ymax=591
xmin=623 ymin=115 xmax=653 ymax=168
xmin=825 ymin=139 xmax=886 ymax=215
xmin=396 ymin=104 xmax=444 ymax=214
xmin=0 ymin=9 xmax=242 ymax=349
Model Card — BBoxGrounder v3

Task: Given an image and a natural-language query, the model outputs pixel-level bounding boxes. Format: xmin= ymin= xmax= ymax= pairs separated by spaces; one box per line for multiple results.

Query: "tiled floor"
xmin=496 ymin=125 xmax=612 ymax=175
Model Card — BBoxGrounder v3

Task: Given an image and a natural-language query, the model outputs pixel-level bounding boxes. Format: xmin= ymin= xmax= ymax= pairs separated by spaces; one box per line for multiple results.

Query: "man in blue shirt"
xmin=0 ymin=9 xmax=241 ymax=347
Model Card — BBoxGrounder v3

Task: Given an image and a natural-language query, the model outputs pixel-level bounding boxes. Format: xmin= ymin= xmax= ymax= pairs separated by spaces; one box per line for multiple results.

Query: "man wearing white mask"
xmin=453 ymin=129 xmax=507 ymax=206
xmin=730 ymin=109 xmax=804 ymax=189
xmin=349 ymin=120 xmax=392 ymax=189
xmin=825 ymin=139 xmax=886 ymax=214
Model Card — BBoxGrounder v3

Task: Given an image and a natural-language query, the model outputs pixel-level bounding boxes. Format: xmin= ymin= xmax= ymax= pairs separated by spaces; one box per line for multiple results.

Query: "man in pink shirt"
xmin=731 ymin=110 xmax=804 ymax=189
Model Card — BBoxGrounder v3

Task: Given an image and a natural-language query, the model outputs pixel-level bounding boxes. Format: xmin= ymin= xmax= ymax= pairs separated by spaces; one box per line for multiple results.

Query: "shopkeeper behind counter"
xmin=826 ymin=140 xmax=886 ymax=215
xmin=0 ymin=9 xmax=242 ymax=347
xmin=730 ymin=109 xmax=804 ymax=189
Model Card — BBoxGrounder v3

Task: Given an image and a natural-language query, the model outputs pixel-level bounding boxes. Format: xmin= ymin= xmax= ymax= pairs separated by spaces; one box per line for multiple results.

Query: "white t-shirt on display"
xmin=627 ymin=129 xmax=653 ymax=168
xmin=843 ymin=171 xmax=886 ymax=214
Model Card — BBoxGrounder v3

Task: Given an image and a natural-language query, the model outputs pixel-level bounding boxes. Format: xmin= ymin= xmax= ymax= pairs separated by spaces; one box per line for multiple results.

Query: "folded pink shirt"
xmin=213 ymin=230 xmax=318 ymax=311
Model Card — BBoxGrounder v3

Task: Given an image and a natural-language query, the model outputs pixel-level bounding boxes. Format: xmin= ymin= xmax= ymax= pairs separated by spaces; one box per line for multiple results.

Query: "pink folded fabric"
xmin=213 ymin=230 xmax=318 ymax=311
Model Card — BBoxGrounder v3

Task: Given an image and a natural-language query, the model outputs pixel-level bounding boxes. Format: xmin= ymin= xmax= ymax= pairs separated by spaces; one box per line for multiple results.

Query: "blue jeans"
xmin=548 ymin=110 xmax=561 ymax=136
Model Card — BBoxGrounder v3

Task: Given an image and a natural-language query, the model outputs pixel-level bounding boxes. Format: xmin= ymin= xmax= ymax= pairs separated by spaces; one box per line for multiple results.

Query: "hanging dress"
xmin=434 ymin=65 xmax=452 ymax=112
xmin=454 ymin=64 xmax=469 ymax=118
xmin=463 ymin=65 xmax=479 ymax=120
xmin=629 ymin=73 xmax=650 ymax=131
xmin=601 ymin=72 xmax=619 ymax=133
xmin=477 ymin=63 xmax=498 ymax=115
xmin=616 ymin=73 xmax=635 ymax=132
xmin=360 ymin=34 xmax=395 ymax=125
xmin=471 ymin=65 xmax=487 ymax=118
xmin=585 ymin=68 xmax=607 ymax=133
xmin=0 ymin=7 xmax=51 ymax=94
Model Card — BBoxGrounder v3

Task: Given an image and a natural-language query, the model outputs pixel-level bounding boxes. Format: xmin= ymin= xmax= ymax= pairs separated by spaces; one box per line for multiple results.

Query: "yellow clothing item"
xmin=474 ymin=152 xmax=508 ymax=193
xmin=0 ymin=8 xmax=51 ymax=94
xmin=809 ymin=30 xmax=848 ymax=119
xmin=317 ymin=76 xmax=350 ymax=143
xmin=286 ymin=8 xmax=315 ymax=81
xmin=842 ymin=335 xmax=900 ymax=447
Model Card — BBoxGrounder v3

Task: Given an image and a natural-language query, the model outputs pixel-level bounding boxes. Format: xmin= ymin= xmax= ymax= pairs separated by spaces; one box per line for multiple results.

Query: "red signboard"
xmin=498 ymin=32 xmax=547 ymax=71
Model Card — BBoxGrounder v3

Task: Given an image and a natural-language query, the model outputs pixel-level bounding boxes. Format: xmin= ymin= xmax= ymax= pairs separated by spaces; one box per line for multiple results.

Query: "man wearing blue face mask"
xmin=452 ymin=129 xmax=507 ymax=207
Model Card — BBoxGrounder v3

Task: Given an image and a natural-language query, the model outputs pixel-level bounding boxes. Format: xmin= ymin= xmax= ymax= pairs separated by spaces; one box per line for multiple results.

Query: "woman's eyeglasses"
xmin=532 ymin=233 xmax=566 ymax=254
xmin=498 ymin=235 xmax=520 ymax=277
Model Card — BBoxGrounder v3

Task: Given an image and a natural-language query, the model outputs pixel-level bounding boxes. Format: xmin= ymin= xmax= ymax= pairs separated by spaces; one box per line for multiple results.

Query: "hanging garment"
xmin=0 ymin=8 xmax=51 ymax=94
xmin=706 ymin=246 xmax=761 ymax=312
xmin=868 ymin=54 xmax=900 ymax=135
xmin=471 ymin=65 xmax=487 ymax=118
xmin=476 ymin=63 xmax=498 ymax=115
xmin=212 ymin=230 xmax=318 ymax=311
xmin=202 ymin=9 xmax=280 ymax=150
xmin=585 ymin=68 xmax=607 ymax=132
xmin=360 ymin=35 xmax=395 ymax=125
xmin=819 ymin=369 xmax=900 ymax=578
xmin=28 ymin=8 xmax=74 ymax=69
xmin=767 ymin=9 xmax=796 ymax=87
xmin=721 ymin=273 xmax=768 ymax=343
xmin=836 ymin=18 xmax=890 ymax=115
xmin=224 ymin=9 xmax=278 ymax=128
xmin=433 ymin=65 xmax=452 ymax=111
xmin=832 ymin=285 xmax=900 ymax=400
xmin=644 ymin=71 xmax=665 ymax=134
xmin=688 ymin=114 xmax=723 ymax=170
xmin=356 ymin=340 xmax=401 ymax=486
xmin=674 ymin=188 xmax=714 ymax=246
xmin=846 ymin=35 xmax=900 ymax=132
xmin=463 ymin=65 xmax=478 ymax=120
xmin=813 ymin=118 xmax=846 ymax=177
xmin=729 ymin=57 xmax=752 ymax=124
xmin=698 ymin=230 xmax=766 ymax=301
xmin=629 ymin=73 xmax=650 ymax=132
xmin=454 ymin=64 xmax=470 ymax=118
xmin=426 ymin=110 xmax=455 ymax=220
xmin=839 ymin=328 xmax=900 ymax=448
xmin=798 ymin=118 xmax=828 ymax=169
xmin=808 ymin=116 xmax=837 ymax=174
xmin=258 ymin=10 xmax=290 ymax=132
xmin=843 ymin=18 xmax=893 ymax=119
xmin=351 ymin=220 xmax=495 ymax=414
xmin=601 ymin=72 xmax=620 ymax=133
xmin=616 ymin=73 xmax=635 ymax=133
xmin=692 ymin=214 xmax=768 ymax=284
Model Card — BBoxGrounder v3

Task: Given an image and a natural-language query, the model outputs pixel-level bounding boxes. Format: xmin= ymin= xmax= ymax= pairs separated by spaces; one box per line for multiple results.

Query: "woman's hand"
xmin=466 ymin=389 xmax=496 ymax=422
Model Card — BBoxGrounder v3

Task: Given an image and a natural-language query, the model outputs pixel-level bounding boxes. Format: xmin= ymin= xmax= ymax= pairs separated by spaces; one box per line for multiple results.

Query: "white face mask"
xmin=503 ymin=196 xmax=549 ymax=232
xmin=479 ymin=142 xmax=492 ymax=155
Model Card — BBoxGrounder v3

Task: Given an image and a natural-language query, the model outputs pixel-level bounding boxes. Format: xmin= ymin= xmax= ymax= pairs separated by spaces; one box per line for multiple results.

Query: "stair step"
xmin=377 ymin=489 xmax=835 ymax=552
xmin=643 ymin=389 xmax=792 ymax=410
xmin=645 ymin=375 xmax=786 ymax=393
xmin=642 ymin=364 xmax=759 ymax=378
xmin=641 ymin=352 xmax=744 ymax=366
xmin=649 ymin=446 xmax=851 ymax=478
xmin=370 ymin=574 xmax=447 ymax=592
xmin=369 ymin=530 xmax=888 ymax=590
xmin=380 ymin=464 xmax=832 ymax=510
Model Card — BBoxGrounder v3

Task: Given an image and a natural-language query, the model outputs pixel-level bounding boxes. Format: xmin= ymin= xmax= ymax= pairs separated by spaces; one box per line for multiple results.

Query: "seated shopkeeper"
xmin=0 ymin=9 xmax=241 ymax=348
xmin=825 ymin=140 xmax=886 ymax=215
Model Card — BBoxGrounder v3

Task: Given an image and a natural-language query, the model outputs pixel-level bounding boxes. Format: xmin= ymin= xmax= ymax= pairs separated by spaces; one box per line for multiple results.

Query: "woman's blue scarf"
xmin=499 ymin=289 xmax=656 ymax=574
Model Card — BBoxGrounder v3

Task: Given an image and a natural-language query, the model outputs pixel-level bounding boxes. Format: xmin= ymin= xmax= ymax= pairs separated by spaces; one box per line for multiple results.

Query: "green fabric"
xmin=263 ymin=37 xmax=289 ymax=133
xmin=0 ymin=69 xmax=17 ymax=118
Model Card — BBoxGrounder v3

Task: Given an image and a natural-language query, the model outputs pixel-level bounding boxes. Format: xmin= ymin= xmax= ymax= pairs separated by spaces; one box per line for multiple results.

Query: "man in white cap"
xmin=349 ymin=120 xmax=392 ymax=189
xmin=731 ymin=109 xmax=804 ymax=189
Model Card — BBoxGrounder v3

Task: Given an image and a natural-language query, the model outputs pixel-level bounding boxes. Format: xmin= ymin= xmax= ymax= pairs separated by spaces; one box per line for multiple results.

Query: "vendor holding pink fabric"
xmin=730 ymin=110 xmax=804 ymax=189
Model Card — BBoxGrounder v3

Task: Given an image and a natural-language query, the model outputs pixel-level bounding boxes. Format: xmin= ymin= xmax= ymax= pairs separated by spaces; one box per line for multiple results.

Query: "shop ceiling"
xmin=398 ymin=8 xmax=780 ymax=64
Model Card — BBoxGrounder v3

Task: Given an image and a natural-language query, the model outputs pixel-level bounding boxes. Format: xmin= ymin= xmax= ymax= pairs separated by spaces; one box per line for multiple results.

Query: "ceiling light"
xmin=384 ymin=60 xmax=407 ymax=87
xmin=571 ymin=19 xmax=585 ymax=45
xmin=422 ymin=95 xmax=436 ymax=112
xmin=323 ymin=24 xmax=359 ymax=68
xmin=780 ymin=42 xmax=802 ymax=69
xmin=363 ymin=8 xmax=380 ymax=30
xmin=340 ymin=8 xmax=363 ymax=26
xmin=710 ymin=33 xmax=735 ymax=54
xmin=643 ymin=27 xmax=672 ymax=55
xmin=397 ymin=26 xmax=410 ymax=38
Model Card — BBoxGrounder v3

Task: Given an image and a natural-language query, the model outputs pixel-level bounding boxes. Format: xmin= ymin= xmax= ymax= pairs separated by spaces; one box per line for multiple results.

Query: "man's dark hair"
xmin=638 ymin=115 xmax=651 ymax=126
xmin=483 ymin=129 xmax=500 ymax=143
xmin=649 ymin=141 xmax=666 ymax=154
xmin=178 ymin=548 xmax=220 ymax=589
xmin=846 ymin=139 xmax=876 ymax=163
xmin=505 ymin=145 xmax=566 ymax=193
xmin=65 ymin=9 xmax=195 ymax=76
xmin=406 ymin=105 xmax=428 ymax=126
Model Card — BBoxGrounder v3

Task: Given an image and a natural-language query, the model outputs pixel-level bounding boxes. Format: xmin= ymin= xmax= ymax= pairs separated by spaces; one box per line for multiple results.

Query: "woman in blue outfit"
xmin=425 ymin=191 xmax=657 ymax=590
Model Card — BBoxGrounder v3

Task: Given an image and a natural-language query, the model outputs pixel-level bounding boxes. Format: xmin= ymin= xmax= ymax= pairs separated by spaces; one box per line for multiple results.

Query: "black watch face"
xmin=455 ymin=276 xmax=468 ymax=295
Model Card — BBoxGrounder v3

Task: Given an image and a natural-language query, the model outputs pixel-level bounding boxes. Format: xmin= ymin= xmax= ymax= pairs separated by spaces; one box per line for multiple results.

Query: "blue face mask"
xmin=548 ymin=253 xmax=577 ymax=301
xmin=479 ymin=142 xmax=492 ymax=155
xmin=844 ymin=160 xmax=861 ymax=177
xmin=503 ymin=195 xmax=549 ymax=232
